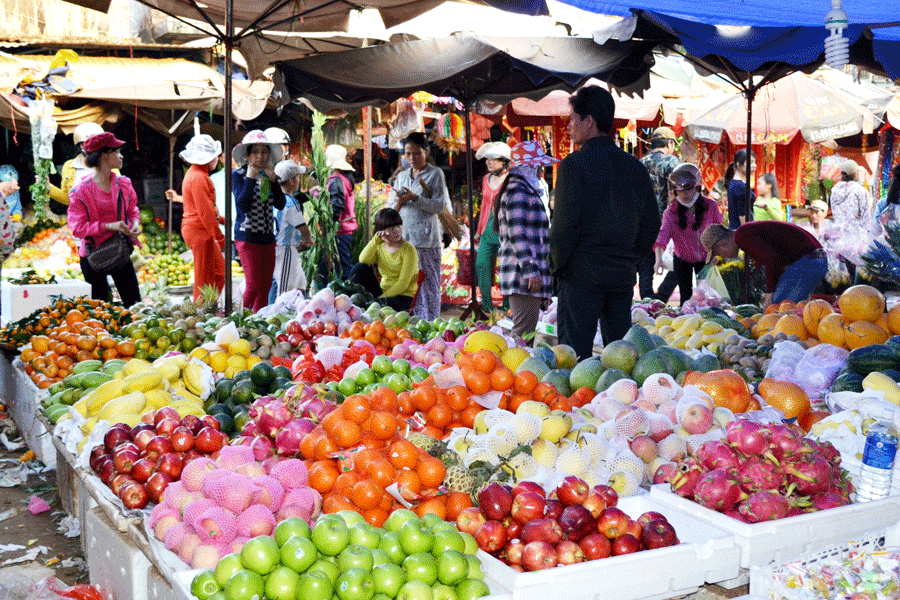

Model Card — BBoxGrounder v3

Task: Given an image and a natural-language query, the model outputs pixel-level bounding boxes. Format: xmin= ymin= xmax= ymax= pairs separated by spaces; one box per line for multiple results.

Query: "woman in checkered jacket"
xmin=231 ymin=130 xmax=286 ymax=312
xmin=494 ymin=141 xmax=555 ymax=339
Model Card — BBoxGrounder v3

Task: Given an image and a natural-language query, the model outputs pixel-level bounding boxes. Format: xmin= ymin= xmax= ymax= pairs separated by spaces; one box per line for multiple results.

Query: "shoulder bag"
xmin=80 ymin=183 xmax=134 ymax=274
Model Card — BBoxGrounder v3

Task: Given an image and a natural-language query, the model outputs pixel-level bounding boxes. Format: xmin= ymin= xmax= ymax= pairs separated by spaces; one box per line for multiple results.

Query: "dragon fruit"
xmin=695 ymin=440 xmax=743 ymax=471
xmin=767 ymin=424 xmax=805 ymax=461
xmin=723 ymin=508 xmax=750 ymax=523
xmin=784 ymin=457 xmax=832 ymax=496
xmin=195 ymin=507 xmax=237 ymax=544
xmin=236 ymin=505 xmax=277 ymax=538
xmin=670 ymin=458 xmax=706 ymax=498
xmin=828 ymin=471 xmax=855 ymax=500
xmin=737 ymin=457 xmax=784 ymax=492
xmin=810 ymin=492 xmax=848 ymax=511
xmin=693 ymin=468 xmax=747 ymax=511
xmin=724 ymin=420 xmax=771 ymax=456
xmin=738 ymin=491 xmax=790 ymax=522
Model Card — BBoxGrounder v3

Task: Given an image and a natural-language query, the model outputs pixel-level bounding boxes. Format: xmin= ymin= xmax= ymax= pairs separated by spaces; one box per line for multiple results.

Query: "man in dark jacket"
xmin=550 ymin=86 xmax=661 ymax=360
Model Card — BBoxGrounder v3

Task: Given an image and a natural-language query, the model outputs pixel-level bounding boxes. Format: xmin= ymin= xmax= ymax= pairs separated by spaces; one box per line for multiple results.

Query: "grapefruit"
xmin=838 ymin=285 xmax=885 ymax=322
xmin=463 ymin=330 xmax=507 ymax=355
xmin=500 ymin=347 xmax=530 ymax=372
xmin=600 ymin=340 xmax=639 ymax=374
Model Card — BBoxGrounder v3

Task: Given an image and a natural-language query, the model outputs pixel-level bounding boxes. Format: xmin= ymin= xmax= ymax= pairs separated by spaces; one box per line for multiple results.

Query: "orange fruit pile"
xmin=341 ymin=320 xmax=412 ymax=354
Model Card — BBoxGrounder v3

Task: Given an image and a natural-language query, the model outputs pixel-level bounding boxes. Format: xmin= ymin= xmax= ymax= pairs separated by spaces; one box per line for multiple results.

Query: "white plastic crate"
xmin=85 ymin=506 xmax=153 ymax=600
xmin=749 ymin=525 xmax=900 ymax=599
xmin=478 ymin=494 xmax=740 ymax=600
xmin=1 ymin=279 xmax=91 ymax=323
xmin=649 ymin=484 xmax=900 ymax=578
xmin=6 ymin=361 xmax=55 ymax=467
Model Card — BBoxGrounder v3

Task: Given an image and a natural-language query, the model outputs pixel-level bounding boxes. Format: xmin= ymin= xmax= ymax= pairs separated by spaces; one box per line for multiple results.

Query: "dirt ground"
xmin=0 ymin=417 xmax=86 ymax=600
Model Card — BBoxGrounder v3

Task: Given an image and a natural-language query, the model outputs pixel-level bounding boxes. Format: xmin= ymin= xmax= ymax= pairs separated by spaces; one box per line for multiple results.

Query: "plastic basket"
xmin=749 ymin=523 xmax=900 ymax=599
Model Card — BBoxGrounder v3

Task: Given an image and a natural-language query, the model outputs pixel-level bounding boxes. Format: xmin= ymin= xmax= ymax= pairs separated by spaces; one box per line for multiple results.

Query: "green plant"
xmin=303 ymin=111 xmax=340 ymax=289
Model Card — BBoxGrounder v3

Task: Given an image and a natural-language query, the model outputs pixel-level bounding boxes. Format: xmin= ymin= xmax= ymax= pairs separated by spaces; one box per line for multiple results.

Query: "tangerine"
xmin=368 ymin=411 xmax=399 ymax=440
xmin=351 ymin=480 xmax=383 ymax=510
xmin=416 ymin=456 xmax=447 ymax=489
xmin=513 ymin=370 xmax=538 ymax=395
xmin=444 ymin=385 xmax=470 ymax=411
xmin=412 ymin=386 xmax=438 ymax=412
xmin=366 ymin=459 xmax=396 ymax=488
xmin=444 ymin=491 xmax=474 ymax=520
xmin=343 ymin=395 xmax=372 ymax=424
xmin=363 ymin=508 xmax=389 ymax=528
xmin=388 ymin=439 xmax=419 ymax=470
xmin=371 ymin=387 xmax=399 ymax=412
xmin=413 ymin=496 xmax=447 ymax=520
xmin=426 ymin=403 xmax=452 ymax=428
xmin=464 ymin=370 xmax=491 ymax=396
xmin=472 ymin=349 xmax=498 ymax=374
xmin=395 ymin=470 xmax=422 ymax=500
xmin=333 ymin=420 xmax=363 ymax=448
xmin=490 ymin=367 xmax=514 ymax=392
xmin=308 ymin=460 xmax=340 ymax=494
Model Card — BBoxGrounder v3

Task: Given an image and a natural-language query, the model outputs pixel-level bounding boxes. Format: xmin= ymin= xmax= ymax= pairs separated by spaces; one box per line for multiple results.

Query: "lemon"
xmin=209 ymin=351 xmax=229 ymax=373
xmin=229 ymin=339 xmax=252 ymax=358
xmin=246 ymin=355 xmax=262 ymax=369
xmin=463 ymin=330 xmax=507 ymax=355
xmin=226 ymin=354 xmax=248 ymax=372
xmin=190 ymin=347 xmax=210 ymax=363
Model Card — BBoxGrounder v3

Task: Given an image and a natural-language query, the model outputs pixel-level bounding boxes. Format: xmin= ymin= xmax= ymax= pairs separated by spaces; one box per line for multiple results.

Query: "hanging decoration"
xmin=432 ymin=113 xmax=466 ymax=153
xmin=28 ymin=98 xmax=58 ymax=220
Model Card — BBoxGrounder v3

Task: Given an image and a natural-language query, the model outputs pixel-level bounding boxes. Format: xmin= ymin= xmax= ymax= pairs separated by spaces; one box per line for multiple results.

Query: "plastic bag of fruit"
xmin=792 ymin=343 xmax=848 ymax=401
xmin=27 ymin=578 xmax=103 ymax=600
xmin=764 ymin=340 xmax=806 ymax=384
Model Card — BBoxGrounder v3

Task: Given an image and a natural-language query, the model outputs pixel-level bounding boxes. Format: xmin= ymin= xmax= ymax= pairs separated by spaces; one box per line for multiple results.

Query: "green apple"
xmin=205 ymin=592 xmax=225 ymax=600
xmin=296 ymin=570 xmax=333 ymax=600
xmin=392 ymin=359 xmax=411 ymax=375
xmin=399 ymin=519 xmax=434 ymax=555
xmin=403 ymin=552 xmax=438 ymax=586
xmin=372 ymin=355 xmax=393 ymax=376
xmin=240 ymin=536 xmax=280 ymax=576
xmin=307 ymin=559 xmax=341 ymax=586
xmin=430 ymin=520 xmax=458 ymax=534
xmin=396 ymin=579 xmax=433 ymax=600
xmin=432 ymin=584 xmax=459 ymax=600
xmin=385 ymin=372 xmax=411 ymax=394
xmin=190 ymin=570 xmax=220 ymax=600
xmin=371 ymin=562 xmax=407 ymax=598
xmin=456 ymin=579 xmax=490 ymax=600
xmin=336 ymin=509 xmax=366 ymax=528
xmin=373 ymin=594 xmax=392 ymax=600
xmin=335 ymin=567 xmax=375 ymax=600
xmin=349 ymin=522 xmax=382 ymax=549
xmin=378 ymin=531 xmax=406 ymax=565
xmin=459 ymin=533 xmax=478 ymax=556
xmin=420 ymin=513 xmax=444 ymax=529
xmin=432 ymin=530 xmax=465 ymax=556
xmin=338 ymin=545 xmax=375 ymax=572
xmin=384 ymin=509 xmax=418 ymax=533
xmin=224 ymin=569 xmax=264 ymax=600
xmin=338 ymin=377 xmax=359 ymax=396
xmin=436 ymin=550 xmax=469 ymax=586
xmin=214 ymin=553 xmax=244 ymax=588
xmin=464 ymin=556 xmax=484 ymax=580
xmin=356 ymin=368 xmax=377 ymax=387
xmin=264 ymin=566 xmax=300 ymax=600
xmin=274 ymin=517 xmax=311 ymax=546
xmin=280 ymin=535 xmax=318 ymax=573
xmin=371 ymin=548 xmax=391 ymax=566
xmin=312 ymin=516 xmax=351 ymax=556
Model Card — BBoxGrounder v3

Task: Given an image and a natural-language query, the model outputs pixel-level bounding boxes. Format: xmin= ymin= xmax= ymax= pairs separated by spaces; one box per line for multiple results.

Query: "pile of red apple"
xmin=89 ymin=407 xmax=228 ymax=509
xmin=457 ymin=477 xmax=680 ymax=572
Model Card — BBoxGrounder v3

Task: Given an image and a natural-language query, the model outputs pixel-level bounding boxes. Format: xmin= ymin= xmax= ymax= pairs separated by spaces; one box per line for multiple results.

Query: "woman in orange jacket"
xmin=179 ymin=134 xmax=225 ymax=301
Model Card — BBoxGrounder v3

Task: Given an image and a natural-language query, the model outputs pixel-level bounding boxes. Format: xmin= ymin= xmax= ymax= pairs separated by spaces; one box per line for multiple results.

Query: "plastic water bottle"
xmin=856 ymin=419 xmax=899 ymax=502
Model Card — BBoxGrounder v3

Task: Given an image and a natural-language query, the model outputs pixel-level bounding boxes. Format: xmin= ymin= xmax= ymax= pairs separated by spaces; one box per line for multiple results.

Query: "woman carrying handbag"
xmin=68 ymin=132 xmax=142 ymax=308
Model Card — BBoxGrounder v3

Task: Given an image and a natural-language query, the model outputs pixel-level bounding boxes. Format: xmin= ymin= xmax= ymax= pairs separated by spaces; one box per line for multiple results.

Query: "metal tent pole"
xmin=223 ymin=0 xmax=234 ymax=313
xmin=743 ymin=81 xmax=755 ymax=304
xmin=460 ymin=104 xmax=487 ymax=322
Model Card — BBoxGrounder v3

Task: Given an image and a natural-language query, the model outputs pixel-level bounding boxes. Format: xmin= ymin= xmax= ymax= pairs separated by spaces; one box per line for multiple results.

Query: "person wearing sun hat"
xmin=474 ymin=140 xmax=511 ymax=313
xmin=830 ymin=159 xmax=873 ymax=231
xmin=270 ymin=159 xmax=313 ymax=303
xmin=321 ymin=144 xmax=358 ymax=281
xmin=231 ymin=129 xmax=286 ymax=312
xmin=68 ymin=132 xmax=142 ymax=307
xmin=638 ymin=125 xmax=680 ymax=302
xmin=551 ymin=86 xmax=660 ymax=359
xmin=492 ymin=140 xmax=555 ymax=338
xmin=179 ymin=134 xmax=225 ymax=302
xmin=701 ymin=220 xmax=826 ymax=306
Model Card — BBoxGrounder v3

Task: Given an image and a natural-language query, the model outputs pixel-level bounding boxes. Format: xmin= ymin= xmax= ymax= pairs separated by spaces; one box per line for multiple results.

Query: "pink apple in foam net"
xmin=629 ymin=435 xmax=658 ymax=463
xmin=680 ymin=403 xmax=714 ymax=435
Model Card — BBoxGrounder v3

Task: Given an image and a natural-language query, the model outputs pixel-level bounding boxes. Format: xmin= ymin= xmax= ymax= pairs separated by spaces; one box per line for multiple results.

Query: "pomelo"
xmin=500 ymin=347 xmax=531 ymax=371
xmin=569 ymin=358 xmax=605 ymax=391
xmin=623 ymin=325 xmax=656 ymax=357
xmin=551 ymin=344 xmax=578 ymax=370
xmin=594 ymin=368 xmax=629 ymax=392
xmin=463 ymin=330 xmax=507 ymax=355
xmin=601 ymin=340 xmax=640 ymax=374
xmin=694 ymin=354 xmax=721 ymax=373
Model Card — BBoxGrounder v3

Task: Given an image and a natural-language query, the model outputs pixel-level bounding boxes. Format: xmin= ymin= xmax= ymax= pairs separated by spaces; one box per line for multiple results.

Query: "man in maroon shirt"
xmin=701 ymin=222 xmax=827 ymax=307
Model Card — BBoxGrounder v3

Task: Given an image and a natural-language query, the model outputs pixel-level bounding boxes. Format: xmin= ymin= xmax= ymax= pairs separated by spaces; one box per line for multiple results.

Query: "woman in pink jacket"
xmin=68 ymin=133 xmax=142 ymax=307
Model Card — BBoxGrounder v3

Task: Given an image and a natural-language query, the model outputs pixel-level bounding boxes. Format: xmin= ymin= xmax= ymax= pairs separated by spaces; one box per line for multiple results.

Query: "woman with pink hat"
xmin=68 ymin=132 xmax=142 ymax=307
xmin=231 ymin=130 xmax=286 ymax=312
xmin=493 ymin=140 xmax=555 ymax=338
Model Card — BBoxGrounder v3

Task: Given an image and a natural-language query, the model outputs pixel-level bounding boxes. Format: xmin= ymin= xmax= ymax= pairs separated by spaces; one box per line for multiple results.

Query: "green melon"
xmin=631 ymin=349 xmax=670 ymax=387
xmin=569 ymin=358 xmax=606 ymax=391
xmin=623 ymin=325 xmax=656 ymax=357
xmin=542 ymin=369 xmax=573 ymax=397
xmin=601 ymin=340 xmax=640 ymax=374
xmin=594 ymin=368 xmax=629 ymax=393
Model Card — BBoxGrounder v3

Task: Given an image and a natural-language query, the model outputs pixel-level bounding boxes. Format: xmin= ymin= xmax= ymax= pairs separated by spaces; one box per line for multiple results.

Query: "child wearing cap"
xmin=270 ymin=160 xmax=313 ymax=301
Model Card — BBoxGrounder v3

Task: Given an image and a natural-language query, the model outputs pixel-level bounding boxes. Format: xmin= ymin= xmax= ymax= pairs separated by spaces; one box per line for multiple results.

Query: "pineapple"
xmin=180 ymin=295 xmax=198 ymax=316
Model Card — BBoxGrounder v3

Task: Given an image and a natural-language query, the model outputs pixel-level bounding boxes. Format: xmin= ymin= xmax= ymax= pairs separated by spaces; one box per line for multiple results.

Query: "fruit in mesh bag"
xmin=647 ymin=412 xmax=675 ymax=442
xmin=505 ymin=453 xmax=539 ymax=479
xmin=593 ymin=396 xmax=627 ymax=421
xmin=606 ymin=379 xmax=639 ymax=404
xmin=486 ymin=423 xmax=518 ymax=456
xmin=756 ymin=378 xmax=811 ymax=420
xmin=195 ymin=507 xmax=238 ymax=544
xmin=607 ymin=470 xmax=641 ymax=497
xmin=641 ymin=373 xmax=678 ymax=406
xmin=657 ymin=433 xmax=687 ymax=462
xmin=483 ymin=409 xmax=515 ymax=429
xmin=614 ymin=407 xmax=649 ymax=439
xmin=508 ymin=413 xmax=542 ymax=444
xmin=580 ymin=432 xmax=608 ymax=467
xmin=609 ymin=448 xmax=645 ymax=481
xmin=465 ymin=447 xmax=500 ymax=468
xmin=531 ymin=438 xmax=558 ymax=468
xmin=556 ymin=447 xmax=588 ymax=477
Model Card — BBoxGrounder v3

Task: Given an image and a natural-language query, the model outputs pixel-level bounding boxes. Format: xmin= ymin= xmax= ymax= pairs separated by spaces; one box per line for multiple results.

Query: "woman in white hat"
xmin=474 ymin=141 xmax=511 ymax=314
xmin=180 ymin=134 xmax=225 ymax=302
xmin=232 ymin=130 xmax=285 ymax=311
xmin=389 ymin=132 xmax=448 ymax=321
xmin=323 ymin=144 xmax=358 ymax=280
xmin=270 ymin=160 xmax=313 ymax=302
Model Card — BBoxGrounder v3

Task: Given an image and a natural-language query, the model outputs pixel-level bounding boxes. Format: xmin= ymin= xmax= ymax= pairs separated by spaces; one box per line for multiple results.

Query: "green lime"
xmin=231 ymin=380 xmax=255 ymax=404
xmin=180 ymin=337 xmax=199 ymax=352
xmin=156 ymin=336 xmax=171 ymax=351
xmin=234 ymin=370 xmax=253 ymax=382
xmin=146 ymin=327 xmax=166 ymax=343
xmin=215 ymin=378 xmax=236 ymax=402
xmin=250 ymin=362 xmax=276 ymax=387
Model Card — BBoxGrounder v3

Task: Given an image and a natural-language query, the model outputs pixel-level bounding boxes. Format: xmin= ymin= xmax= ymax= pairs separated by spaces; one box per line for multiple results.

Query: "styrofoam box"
xmin=147 ymin=565 xmax=177 ymax=600
xmin=478 ymin=494 xmax=741 ymax=600
xmin=649 ymin=484 xmax=900 ymax=574
xmin=85 ymin=506 xmax=153 ymax=600
xmin=1 ymin=279 xmax=91 ymax=323
xmin=6 ymin=360 xmax=55 ymax=467
xmin=749 ymin=524 xmax=900 ymax=598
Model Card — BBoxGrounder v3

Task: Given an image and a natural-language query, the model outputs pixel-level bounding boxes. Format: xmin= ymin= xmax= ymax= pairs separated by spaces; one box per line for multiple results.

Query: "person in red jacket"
xmin=701 ymin=221 xmax=827 ymax=307
xmin=179 ymin=134 xmax=225 ymax=302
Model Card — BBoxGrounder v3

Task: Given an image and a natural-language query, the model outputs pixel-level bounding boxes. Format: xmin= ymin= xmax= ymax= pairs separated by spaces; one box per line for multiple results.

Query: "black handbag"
xmin=80 ymin=185 xmax=134 ymax=275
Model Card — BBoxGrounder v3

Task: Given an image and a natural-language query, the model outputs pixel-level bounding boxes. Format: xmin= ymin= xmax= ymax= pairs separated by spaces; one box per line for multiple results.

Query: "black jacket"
xmin=550 ymin=135 xmax=661 ymax=288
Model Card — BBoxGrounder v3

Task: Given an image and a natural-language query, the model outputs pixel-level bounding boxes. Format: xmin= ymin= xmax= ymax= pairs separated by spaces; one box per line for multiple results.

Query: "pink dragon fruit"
xmin=767 ymin=425 xmax=805 ymax=461
xmin=723 ymin=508 xmax=750 ymax=523
xmin=738 ymin=491 xmax=790 ymax=522
xmin=724 ymin=420 xmax=771 ymax=456
xmin=784 ymin=457 xmax=832 ymax=496
xmin=269 ymin=459 xmax=309 ymax=490
xmin=695 ymin=440 xmax=743 ymax=471
xmin=195 ymin=507 xmax=237 ymax=544
xmin=816 ymin=441 xmax=843 ymax=467
xmin=810 ymin=491 xmax=848 ymax=511
xmin=828 ymin=470 xmax=855 ymax=500
xmin=786 ymin=506 xmax=804 ymax=517
xmin=670 ymin=458 xmax=706 ymax=499
xmin=737 ymin=457 xmax=784 ymax=493
xmin=693 ymin=468 xmax=747 ymax=512
xmin=236 ymin=505 xmax=277 ymax=538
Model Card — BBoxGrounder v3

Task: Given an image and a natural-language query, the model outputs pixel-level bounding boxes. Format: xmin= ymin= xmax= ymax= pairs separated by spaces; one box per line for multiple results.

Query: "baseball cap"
xmin=839 ymin=160 xmax=858 ymax=177
xmin=83 ymin=132 xmax=125 ymax=154
xmin=810 ymin=200 xmax=828 ymax=213
xmin=274 ymin=160 xmax=307 ymax=183
xmin=651 ymin=127 xmax=676 ymax=140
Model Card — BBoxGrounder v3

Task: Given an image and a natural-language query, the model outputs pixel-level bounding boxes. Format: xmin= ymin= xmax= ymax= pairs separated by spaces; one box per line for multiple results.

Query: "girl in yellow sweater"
xmin=352 ymin=208 xmax=419 ymax=311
